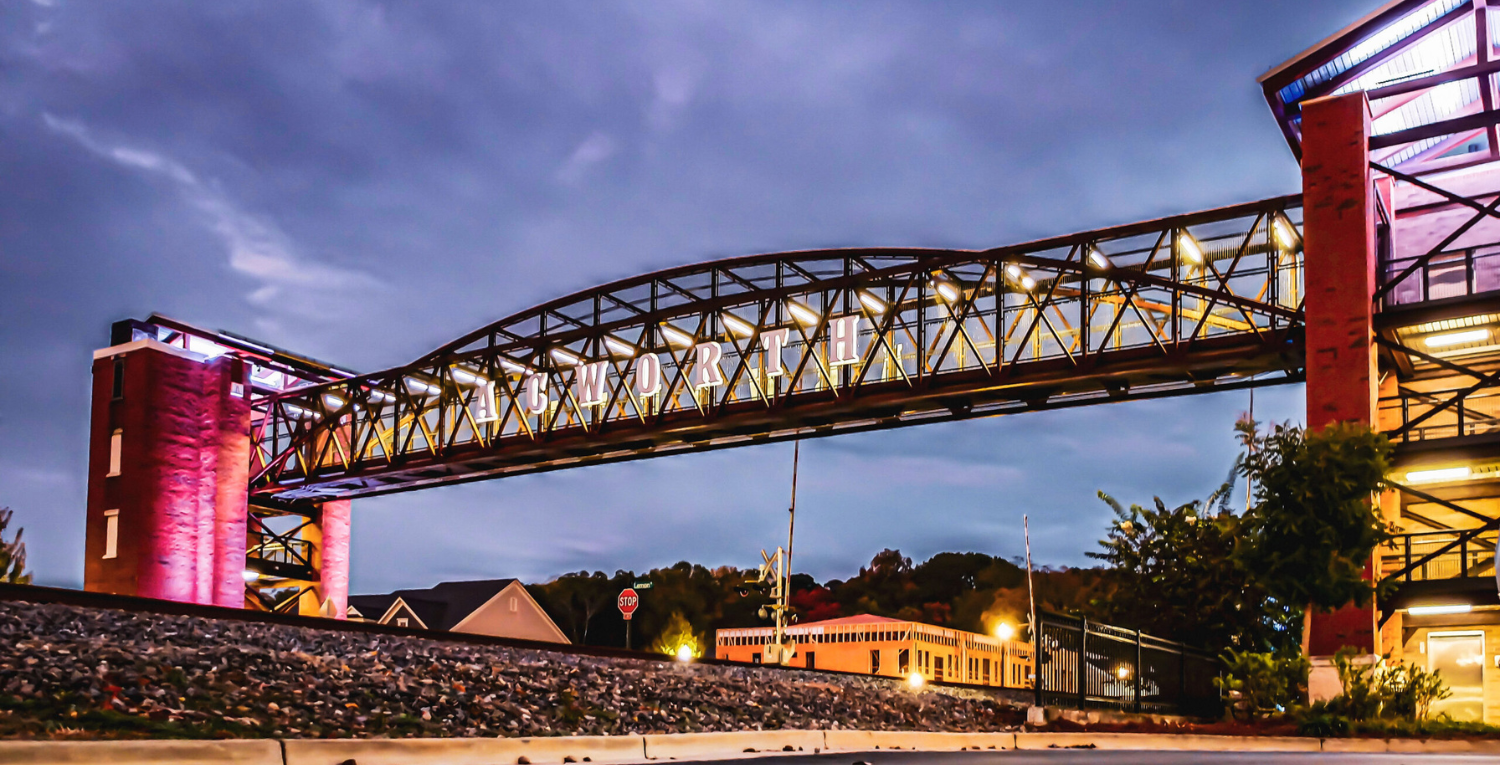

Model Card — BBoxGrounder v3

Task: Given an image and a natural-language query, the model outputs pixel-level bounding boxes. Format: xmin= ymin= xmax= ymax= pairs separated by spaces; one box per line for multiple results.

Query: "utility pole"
xmin=785 ymin=442 xmax=799 ymax=611
xmin=1025 ymin=515 xmax=1039 ymax=706
xmin=753 ymin=443 xmax=800 ymax=665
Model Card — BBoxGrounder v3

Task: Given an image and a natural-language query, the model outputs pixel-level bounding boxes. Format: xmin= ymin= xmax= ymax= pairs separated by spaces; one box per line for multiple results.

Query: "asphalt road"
xmin=675 ymin=751 xmax=1494 ymax=764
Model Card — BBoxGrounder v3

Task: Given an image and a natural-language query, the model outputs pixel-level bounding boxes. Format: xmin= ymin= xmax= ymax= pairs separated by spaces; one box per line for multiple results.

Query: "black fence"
xmin=1034 ymin=612 xmax=1220 ymax=717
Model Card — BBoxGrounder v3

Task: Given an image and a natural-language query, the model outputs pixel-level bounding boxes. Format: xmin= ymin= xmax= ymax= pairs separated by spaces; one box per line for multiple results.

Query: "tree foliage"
xmin=1235 ymin=420 xmax=1393 ymax=611
xmin=1087 ymin=475 xmax=1300 ymax=655
xmin=528 ymin=549 xmax=1101 ymax=652
xmin=0 ymin=508 xmax=29 ymax=585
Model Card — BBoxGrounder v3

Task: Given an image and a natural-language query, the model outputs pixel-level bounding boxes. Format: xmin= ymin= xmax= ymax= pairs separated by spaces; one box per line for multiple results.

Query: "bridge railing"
xmin=1381 ymin=244 xmax=1500 ymax=307
xmin=1381 ymin=528 xmax=1498 ymax=583
xmin=1379 ymin=387 xmax=1500 ymax=443
xmin=250 ymin=196 xmax=1305 ymax=500
xmin=245 ymin=517 xmax=316 ymax=581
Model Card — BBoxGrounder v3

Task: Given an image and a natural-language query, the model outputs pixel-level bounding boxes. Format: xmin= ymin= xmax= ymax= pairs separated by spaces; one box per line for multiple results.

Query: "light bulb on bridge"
xmin=721 ymin=312 xmax=756 ymax=338
xmin=995 ymin=622 xmax=1015 ymax=641
xmin=661 ymin=324 xmax=695 ymax=348
xmin=786 ymin=300 xmax=820 ymax=326
xmin=858 ymin=290 xmax=887 ymax=315
xmin=1179 ymin=233 xmax=1204 ymax=265
xmin=603 ymin=335 xmax=637 ymax=358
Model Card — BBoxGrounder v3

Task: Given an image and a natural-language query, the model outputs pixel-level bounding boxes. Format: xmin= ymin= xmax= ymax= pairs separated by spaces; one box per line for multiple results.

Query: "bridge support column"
xmin=316 ymin=499 xmax=351 ymax=619
xmin=85 ymin=339 xmax=251 ymax=606
xmin=1299 ymin=92 xmax=1379 ymax=679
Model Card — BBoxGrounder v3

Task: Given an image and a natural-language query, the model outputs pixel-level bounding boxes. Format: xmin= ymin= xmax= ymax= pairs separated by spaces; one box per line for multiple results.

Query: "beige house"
xmin=348 ymin=579 xmax=569 ymax=644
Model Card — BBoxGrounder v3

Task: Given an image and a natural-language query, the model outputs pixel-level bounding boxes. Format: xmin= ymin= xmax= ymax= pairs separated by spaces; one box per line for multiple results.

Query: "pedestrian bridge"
xmin=246 ymin=196 xmax=1306 ymax=502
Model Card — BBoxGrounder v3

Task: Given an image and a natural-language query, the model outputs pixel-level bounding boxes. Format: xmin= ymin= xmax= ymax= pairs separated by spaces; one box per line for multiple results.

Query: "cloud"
xmin=41 ymin=113 xmax=385 ymax=323
xmin=556 ymin=131 xmax=618 ymax=184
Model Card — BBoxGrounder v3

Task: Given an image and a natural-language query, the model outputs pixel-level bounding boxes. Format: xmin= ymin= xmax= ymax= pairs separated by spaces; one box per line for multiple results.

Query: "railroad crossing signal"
xmin=617 ymin=588 xmax=639 ymax=621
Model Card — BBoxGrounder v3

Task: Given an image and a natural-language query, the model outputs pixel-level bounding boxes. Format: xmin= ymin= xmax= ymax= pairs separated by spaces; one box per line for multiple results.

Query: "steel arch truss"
xmin=250 ymin=196 xmax=1307 ymax=501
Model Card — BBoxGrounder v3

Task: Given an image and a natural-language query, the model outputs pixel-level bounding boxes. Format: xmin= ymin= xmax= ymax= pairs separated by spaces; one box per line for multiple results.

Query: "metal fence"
xmin=1034 ymin=612 xmax=1220 ymax=716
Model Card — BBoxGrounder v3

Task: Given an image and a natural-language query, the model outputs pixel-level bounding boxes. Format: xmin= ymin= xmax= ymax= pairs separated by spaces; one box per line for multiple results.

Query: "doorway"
xmin=1428 ymin=631 xmax=1485 ymax=722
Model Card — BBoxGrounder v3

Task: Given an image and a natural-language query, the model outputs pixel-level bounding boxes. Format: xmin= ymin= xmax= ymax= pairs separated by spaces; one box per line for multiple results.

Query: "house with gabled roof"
xmin=348 ymin=578 xmax=569 ymax=644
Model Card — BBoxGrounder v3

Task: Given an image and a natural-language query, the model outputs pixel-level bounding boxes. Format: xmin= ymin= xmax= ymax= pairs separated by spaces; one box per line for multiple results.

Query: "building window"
xmin=805 ymin=652 xmax=816 ymax=670
xmin=509 ymin=596 xmax=518 ymax=612
xmin=751 ymin=654 xmax=761 ymax=664
xmin=111 ymin=359 xmax=125 ymax=400
xmin=103 ymin=510 xmax=119 ymax=559
xmin=107 ymin=429 xmax=123 ymax=477
xmin=983 ymin=658 xmax=990 ymax=683
xmin=934 ymin=656 xmax=944 ymax=682
xmin=396 ymin=617 xmax=409 ymax=628
xmin=898 ymin=648 xmax=910 ymax=674
xmin=871 ymin=649 xmax=881 ymax=674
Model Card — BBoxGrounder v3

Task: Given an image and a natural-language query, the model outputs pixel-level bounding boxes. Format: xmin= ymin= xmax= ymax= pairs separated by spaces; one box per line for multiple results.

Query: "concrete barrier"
xmin=0 ymin=739 xmax=283 ymax=765
xmin=823 ymin=730 xmax=1012 ymax=752
xmin=642 ymin=730 xmax=823 ymax=760
xmin=284 ymin=735 xmax=646 ymax=765
xmin=1014 ymin=732 xmax=1321 ymax=752
xmin=1317 ymin=737 xmax=1389 ymax=753
xmin=1384 ymin=737 xmax=1500 ymax=755
xmin=11 ymin=729 xmax=1500 ymax=763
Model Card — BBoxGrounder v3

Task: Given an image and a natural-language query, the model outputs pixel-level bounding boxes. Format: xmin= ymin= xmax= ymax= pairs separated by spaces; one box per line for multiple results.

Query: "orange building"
xmin=715 ymin=614 xmax=1032 ymax=687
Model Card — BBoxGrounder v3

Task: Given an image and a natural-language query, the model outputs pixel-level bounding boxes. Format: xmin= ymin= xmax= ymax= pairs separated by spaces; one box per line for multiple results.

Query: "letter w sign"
xmin=577 ymin=360 xmax=610 ymax=406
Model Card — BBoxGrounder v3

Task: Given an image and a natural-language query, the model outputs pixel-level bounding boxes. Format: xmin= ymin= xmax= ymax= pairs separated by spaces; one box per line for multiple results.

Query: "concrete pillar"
xmin=296 ymin=499 xmax=352 ymax=619
xmin=1299 ymin=91 xmax=1380 ymax=663
xmin=319 ymin=499 xmax=351 ymax=619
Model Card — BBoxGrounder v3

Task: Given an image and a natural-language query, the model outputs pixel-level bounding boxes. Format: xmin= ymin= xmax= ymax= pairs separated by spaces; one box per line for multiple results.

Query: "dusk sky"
xmin=2 ymin=0 xmax=1369 ymax=593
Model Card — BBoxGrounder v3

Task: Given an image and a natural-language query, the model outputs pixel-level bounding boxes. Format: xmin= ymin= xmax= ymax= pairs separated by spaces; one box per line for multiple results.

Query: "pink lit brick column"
xmin=134 ymin=350 xmax=213 ymax=603
xmin=318 ymin=499 xmax=351 ymax=619
xmin=211 ymin=358 xmax=252 ymax=608
xmin=1299 ymin=91 xmax=1378 ymax=656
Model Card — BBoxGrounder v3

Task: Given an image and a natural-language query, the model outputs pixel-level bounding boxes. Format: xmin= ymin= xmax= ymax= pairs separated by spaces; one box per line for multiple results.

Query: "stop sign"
xmin=617 ymin=588 xmax=639 ymax=620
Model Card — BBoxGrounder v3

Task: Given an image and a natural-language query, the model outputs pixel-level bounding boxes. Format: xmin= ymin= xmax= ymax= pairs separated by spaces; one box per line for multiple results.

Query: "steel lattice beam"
xmin=250 ymin=196 xmax=1308 ymax=501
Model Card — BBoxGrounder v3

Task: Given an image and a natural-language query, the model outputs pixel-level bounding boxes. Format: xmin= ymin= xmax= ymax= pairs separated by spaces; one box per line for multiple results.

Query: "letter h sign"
xmin=830 ymin=315 xmax=861 ymax=366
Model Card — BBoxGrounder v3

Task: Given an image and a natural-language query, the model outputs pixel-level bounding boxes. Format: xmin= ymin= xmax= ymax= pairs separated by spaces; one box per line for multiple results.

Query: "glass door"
xmin=1428 ymin=631 xmax=1485 ymax=722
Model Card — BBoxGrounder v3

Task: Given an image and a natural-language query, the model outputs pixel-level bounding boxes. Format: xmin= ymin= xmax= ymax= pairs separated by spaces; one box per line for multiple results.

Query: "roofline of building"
xmin=448 ymin=580 xmax=570 ymax=643
xmin=1258 ymin=0 xmax=1416 ymax=87
xmin=377 ymin=596 xmax=431 ymax=630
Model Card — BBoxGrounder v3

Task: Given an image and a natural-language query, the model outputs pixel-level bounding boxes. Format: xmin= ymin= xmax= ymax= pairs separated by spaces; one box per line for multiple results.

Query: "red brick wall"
xmin=1299 ymin=92 xmax=1378 ymax=655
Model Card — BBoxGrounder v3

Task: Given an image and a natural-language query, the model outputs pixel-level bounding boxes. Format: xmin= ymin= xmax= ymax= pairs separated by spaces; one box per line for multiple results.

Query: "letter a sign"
xmin=617 ymin=587 xmax=639 ymax=621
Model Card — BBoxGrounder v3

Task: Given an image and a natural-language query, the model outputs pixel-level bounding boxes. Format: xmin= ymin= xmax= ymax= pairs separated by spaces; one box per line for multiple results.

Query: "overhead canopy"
xmin=1262 ymin=0 xmax=1500 ymax=175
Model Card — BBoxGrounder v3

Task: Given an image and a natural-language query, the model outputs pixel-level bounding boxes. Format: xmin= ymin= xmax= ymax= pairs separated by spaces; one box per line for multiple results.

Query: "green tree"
xmin=1088 ymin=478 xmax=1300 ymax=654
xmin=1235 ymin=420 xmax=1393 ymax=651
xmin=0 ymin=508 xmax=29 ymax=584
xmin=528 ymin=570 xmax=614 ymax=644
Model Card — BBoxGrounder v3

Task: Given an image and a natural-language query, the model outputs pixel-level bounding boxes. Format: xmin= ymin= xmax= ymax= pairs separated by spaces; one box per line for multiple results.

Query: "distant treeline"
xmin=526 ymin=549 xmax=1103 ymax=653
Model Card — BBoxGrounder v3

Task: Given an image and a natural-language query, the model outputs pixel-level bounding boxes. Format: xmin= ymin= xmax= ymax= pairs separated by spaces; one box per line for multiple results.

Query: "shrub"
xmin=1296 ymin=702 xmax=1350 ymax=737
xmin=1381 ymin=659 xmax=1450 ymax=720
xmin=1294 ymin=647 xmax=1454 ymax=735
xmin=1216 ymin=649 xmax=1309 ymax=720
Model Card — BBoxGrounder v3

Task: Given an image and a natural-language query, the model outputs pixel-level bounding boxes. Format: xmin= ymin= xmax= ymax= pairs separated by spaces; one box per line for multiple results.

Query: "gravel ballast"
xmin=0 ymin=599 xmax=1024 ymax=739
